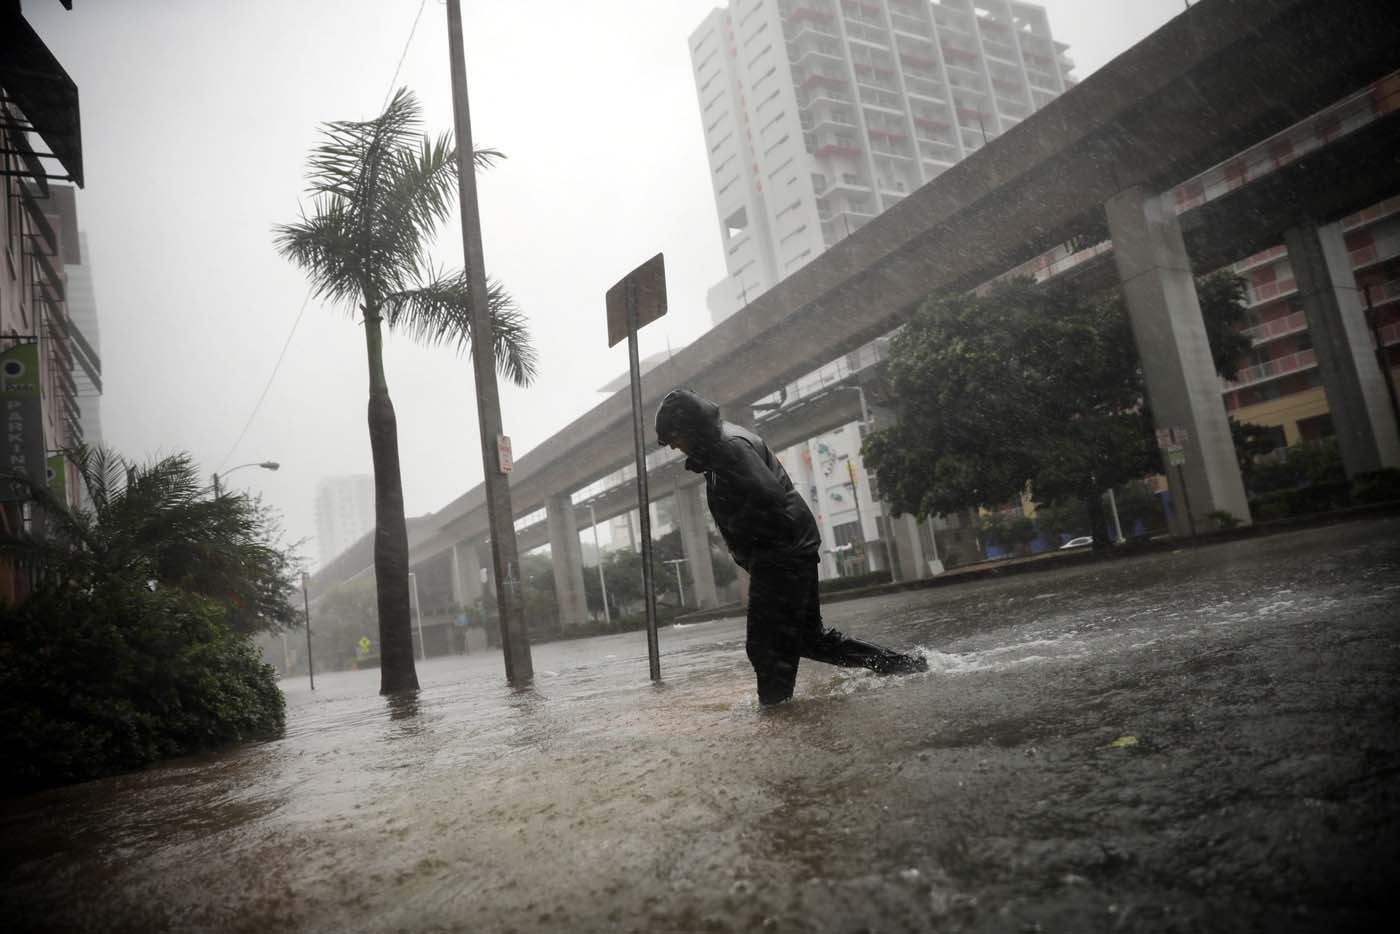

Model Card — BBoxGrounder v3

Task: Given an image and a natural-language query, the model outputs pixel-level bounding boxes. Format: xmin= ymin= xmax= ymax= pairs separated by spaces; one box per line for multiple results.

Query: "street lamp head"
xmin=260 ymin=462 xmax=280 ymax=471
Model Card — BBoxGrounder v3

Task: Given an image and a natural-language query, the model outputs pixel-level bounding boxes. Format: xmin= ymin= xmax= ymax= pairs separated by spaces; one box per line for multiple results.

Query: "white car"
xmin=1059 ymin=536 xmax=1094 ymax=550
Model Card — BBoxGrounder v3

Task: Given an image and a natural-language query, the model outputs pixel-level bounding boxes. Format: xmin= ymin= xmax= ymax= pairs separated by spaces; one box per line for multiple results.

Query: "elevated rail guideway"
xmin=312 ymin=0 xmax=1400 ymax=644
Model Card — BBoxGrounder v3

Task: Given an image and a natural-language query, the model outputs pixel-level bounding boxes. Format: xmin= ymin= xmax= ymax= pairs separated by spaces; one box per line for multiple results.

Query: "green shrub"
xmin=1249 ymin=480 xmax=1353 ymax=522
xmin=1353 ymin=467 xmax=1400 ymax=505
xmin=819 ymin=570 xmax=893 ymax=594
xmin=0 ymin=582 xmax=285 ymax=796
xmin=1204 ymin=509 xmax=1243 ymax=530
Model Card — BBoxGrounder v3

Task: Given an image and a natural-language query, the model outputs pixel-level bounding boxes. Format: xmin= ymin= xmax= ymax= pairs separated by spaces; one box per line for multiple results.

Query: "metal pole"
xmin=409 ymin=570 xmax=426 ymax=662
xmin=445 ymin=0 xmax=531 ymax=685
xmin=301 ymin=572 xmax=315 ymax=691
xmin=211 ymin=473 xmax=220 ymax=499
xmin=1106 ymin=488 xmax=1125 ymax=544
xmin=1363 ymin=285 xmax=1400 ymax=438
xmin=589 ymin=502 xmax=611 ymax=625
xmin=665 ymin=559 xmax=686 ymax=608
xmin=1175 ymin=463 xmax=1198 ymax=542
xmin=847 ymin=460 xmax=867 ymax=571
xmin=627 ymin=279 xmax=662 ymax=681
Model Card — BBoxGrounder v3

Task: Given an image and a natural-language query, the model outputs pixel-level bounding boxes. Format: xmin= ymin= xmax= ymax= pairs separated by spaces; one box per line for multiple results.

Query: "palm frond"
xmin=0 ymin=469 xmax=98 ymax=553
xmin=273 ymin=204 xmax=364 ymax=308
xmin=305 ymin=87 xmax=422 ymax=202
xmin=382 ymin=272 xmax=539 ymax=386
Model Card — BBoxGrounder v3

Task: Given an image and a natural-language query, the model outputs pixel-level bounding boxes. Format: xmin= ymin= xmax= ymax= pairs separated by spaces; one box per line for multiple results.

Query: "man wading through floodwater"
xmin=655 ymin=389 xmax=927 ymax=706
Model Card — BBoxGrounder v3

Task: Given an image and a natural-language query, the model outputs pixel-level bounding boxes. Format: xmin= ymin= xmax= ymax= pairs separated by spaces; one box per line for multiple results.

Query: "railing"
xmin=1342 ymin=194 xmax=1400 ymax=231
xmin=1223 ymin=348 xmax=1317 ymax=390
xmin=1348 ymin=233 xmax=1400 ymax=272
xmin=1171 ymin=71 xmax=1394 ymax=217
xmin=754 ymin=338 xmax=890 ymax=413
xmin=888 ymin=10 xmax=927 ymax=35
xmin=1231 ymin=244 xmax=1288 ymax=275
xmin=1246 ymin=277 xmax=1297 ymax=308
xmin=1364 ymin=277 xmax=1400 ymax=307
xmin=1242 ymin=309 xmax=1307 ymax=345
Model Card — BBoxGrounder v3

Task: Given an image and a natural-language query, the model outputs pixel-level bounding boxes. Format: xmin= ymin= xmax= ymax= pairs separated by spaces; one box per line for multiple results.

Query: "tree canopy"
xmin=862 ymin=273 xmax=1250 ymax=522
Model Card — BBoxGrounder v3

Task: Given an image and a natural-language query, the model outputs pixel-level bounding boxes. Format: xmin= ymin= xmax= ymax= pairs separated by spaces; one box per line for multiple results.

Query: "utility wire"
xmin=382 ymin=0 xmax=430 ymax=109
xmin=217 ymin=289 xmax=312 ymax=472
xmin=220 ymin=0 xmax=430 ymax=470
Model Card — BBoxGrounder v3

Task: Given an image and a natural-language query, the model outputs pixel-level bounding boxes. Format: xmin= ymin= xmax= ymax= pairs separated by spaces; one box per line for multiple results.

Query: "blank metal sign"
xmin=606 ymin=253 xmax=667 ymax=348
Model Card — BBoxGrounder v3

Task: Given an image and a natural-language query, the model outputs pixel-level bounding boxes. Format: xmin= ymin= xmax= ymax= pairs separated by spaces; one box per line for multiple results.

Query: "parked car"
xmin=1059 ymin=536 xmax=1094 ymax=550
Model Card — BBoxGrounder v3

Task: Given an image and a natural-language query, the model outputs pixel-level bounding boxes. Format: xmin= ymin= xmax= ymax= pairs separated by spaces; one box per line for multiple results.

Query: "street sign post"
xmin=1158 ymin=427 xmax=1197 ymax=542
xmin=606 ymin=253 xmax=667 ymax=682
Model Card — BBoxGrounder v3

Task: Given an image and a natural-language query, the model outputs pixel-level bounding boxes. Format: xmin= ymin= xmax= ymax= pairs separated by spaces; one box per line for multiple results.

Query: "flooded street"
xmin=4 ymin=517 xmax=1399 ymax=933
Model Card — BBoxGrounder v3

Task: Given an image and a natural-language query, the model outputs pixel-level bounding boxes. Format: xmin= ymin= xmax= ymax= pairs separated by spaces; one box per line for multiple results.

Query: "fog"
xmin=25 ymin=0 xmax=1183 ymax=565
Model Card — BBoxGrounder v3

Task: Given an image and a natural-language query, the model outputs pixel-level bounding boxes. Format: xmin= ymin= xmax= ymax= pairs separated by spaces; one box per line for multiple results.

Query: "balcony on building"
xmin=782 ymin=0 xmax=837 ymax=27
xmin=1222 ymin=348 xmax=1318 ymax=394
xmin=789 ymin=36 xmax=844 ymax=67
xmin=813 ymin=172 xmax=874 ymax=199
xmin=941 ymin=43 xmax=981 ymax=73
xmin=841 ymin=0 xmax=884 ymax=30
xmin=888 ymin=7 xmax=928 ymax=37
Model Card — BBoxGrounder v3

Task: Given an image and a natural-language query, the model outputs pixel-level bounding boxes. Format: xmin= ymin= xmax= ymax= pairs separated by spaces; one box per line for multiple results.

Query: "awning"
xmin=0 ymin=6 xmax=83 ymax=188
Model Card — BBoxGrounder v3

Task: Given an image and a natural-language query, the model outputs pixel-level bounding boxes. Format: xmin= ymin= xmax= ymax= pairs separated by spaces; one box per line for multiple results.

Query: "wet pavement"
xmin=3 ymin=517 xmax=1398 ymax=933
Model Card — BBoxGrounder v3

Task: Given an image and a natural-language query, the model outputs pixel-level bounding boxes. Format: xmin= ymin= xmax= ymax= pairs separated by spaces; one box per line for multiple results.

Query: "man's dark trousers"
xmin=745 ymin=561 xmax=911 ymax=705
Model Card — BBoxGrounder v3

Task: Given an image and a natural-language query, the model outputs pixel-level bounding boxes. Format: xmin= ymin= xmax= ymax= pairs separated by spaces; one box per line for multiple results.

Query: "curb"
xmin=673 ymin=499 xmax=1400 ymax=623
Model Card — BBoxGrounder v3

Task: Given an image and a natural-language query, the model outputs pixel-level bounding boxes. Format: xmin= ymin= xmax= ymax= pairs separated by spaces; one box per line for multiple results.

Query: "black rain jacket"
xmin=655 ymin=389 xmax=821 ymax=571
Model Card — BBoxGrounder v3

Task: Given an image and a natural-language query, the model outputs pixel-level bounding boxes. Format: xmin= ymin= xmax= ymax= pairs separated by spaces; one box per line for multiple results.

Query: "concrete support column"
xmin=891 ymin=514 xmax=927 ymax=582
xmin=451 ymin=541 xmax=483 ymax=609
xmin=1284 ymin=222 xmax=1400 ymax=475
xmin=674 ymin=481 xmax=718 ymax=608
xmin=1106 ymin=185 xmax=1251 ymax=535
xmin=546 ymin=493 xmax=589 ymax=628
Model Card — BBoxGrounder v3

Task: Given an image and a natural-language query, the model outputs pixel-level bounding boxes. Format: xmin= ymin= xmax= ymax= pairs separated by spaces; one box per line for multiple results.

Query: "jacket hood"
xmin=654 ymin=388 xmax=722 ymax=448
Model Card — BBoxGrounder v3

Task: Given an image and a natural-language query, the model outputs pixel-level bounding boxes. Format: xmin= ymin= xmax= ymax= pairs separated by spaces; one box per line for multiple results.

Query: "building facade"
xmin=1202 ymin=78 xmax=1400 ymax=453
xmin=315 ymin=474 xmax=375 ymax=568
xmin=2 ymin=1 xmax=88 ymax=603
xmin=691 ymin=0 xmax=1072 ymax=325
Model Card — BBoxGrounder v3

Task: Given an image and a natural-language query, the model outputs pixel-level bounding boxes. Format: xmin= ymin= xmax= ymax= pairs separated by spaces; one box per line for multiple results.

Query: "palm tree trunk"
xmin=1085 ymin=491 xmax=1109 ymax=550
xmin=363 ymin=308 xmax=419 ymax=694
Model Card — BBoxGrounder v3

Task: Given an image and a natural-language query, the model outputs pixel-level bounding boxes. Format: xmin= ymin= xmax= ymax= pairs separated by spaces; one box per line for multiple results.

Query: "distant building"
xmin=690 ymin=0 xmax=1072 ymax=576
xmin=67 ymin=233 xmax=103 ymax=448
xmin=315 ymin=475 xmax=374 ymax=567
xmin=689 ymin=0 xmax=1072 ymax=325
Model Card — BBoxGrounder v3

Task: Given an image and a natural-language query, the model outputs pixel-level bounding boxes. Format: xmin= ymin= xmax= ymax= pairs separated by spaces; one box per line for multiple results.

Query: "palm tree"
xmin=1 ymin=446 xmax=299 ymax=635
xmin=274 ymin=88 xmax=538 ymax=694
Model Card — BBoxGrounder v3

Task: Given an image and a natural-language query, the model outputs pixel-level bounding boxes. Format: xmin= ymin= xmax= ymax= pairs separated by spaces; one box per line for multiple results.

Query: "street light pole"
xmin=408 ymin=570 xmax=426 ymax=662
xmin=843 ymin=458 xmax=868 ymax=572
xmin=212 ymin=461 xmax=279 ymax=498
xmin=445 ymin=0 xmax=532 ymax=685
xmin=663 ymin=558 xmax=687 ymax=608
xmin=301 ymin=571 xmax=315 ymax=691
xmin=588 ymin=502 xmax=611 ymax=625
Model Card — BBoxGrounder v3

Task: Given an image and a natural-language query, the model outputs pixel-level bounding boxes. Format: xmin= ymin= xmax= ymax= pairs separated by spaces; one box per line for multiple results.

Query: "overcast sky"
xmin=26 ymin=0 xmax=1186 ymax=566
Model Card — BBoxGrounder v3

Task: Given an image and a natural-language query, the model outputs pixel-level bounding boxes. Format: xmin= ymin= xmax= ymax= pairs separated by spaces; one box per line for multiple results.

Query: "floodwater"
xmin=3 ymin=518 xmax=1398 ymax=933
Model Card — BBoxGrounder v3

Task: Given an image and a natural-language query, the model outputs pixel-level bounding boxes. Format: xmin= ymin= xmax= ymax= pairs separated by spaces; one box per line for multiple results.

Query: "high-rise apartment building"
xmin=67 ymin=233 xmax=103 ymax=448
xmin=315 ymin=475 xmax=374 ymax=567
xmin=691 ymin=0 xmax=1072 ymax=325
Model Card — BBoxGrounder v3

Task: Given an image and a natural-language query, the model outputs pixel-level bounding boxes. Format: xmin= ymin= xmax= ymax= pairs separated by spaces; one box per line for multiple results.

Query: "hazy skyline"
xmin=27 ymin=0 xmax=1186 ymax=566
